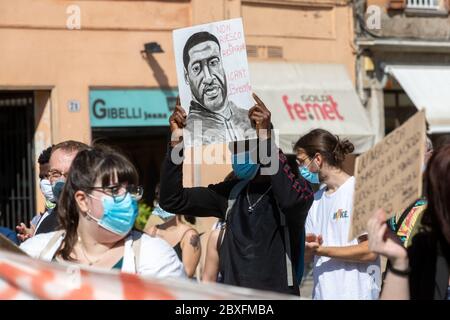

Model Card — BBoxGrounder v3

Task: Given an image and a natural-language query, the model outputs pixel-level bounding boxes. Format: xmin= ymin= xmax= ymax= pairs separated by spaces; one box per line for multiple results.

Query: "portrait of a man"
xmin=182 ymin=31 xmax=253 ymax=146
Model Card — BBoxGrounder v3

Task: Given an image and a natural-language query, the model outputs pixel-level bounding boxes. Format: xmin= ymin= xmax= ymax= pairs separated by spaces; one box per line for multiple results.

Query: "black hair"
xmin=421 ymin=144 xmax=450 ymax=248
xmin=38 ymin=145 xmax=54 ymax=165
xmin=183 ymin=31 xmax=221 ymax=69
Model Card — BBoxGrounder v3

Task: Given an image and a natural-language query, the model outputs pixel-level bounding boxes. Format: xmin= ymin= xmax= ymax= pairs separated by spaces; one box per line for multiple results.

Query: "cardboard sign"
xmin=350 ymin=111 xmax=426 ymax=240
xmin=173 ymin=18 xmax=256 ymax=147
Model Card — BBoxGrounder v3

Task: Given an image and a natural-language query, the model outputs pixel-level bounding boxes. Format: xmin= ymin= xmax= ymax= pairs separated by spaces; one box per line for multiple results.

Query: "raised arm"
xmin=249 ymin=93 xmax=314 ymax=223
xmin=159 ymin=146 xmax=228 ymax=218
xmin=159 ymin=98 xmax=229 ymax=218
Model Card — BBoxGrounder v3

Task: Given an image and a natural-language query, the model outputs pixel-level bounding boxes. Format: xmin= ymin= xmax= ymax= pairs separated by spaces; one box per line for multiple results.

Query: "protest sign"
xmin=350 ymin=110 xmax=426 ymax=240
xmin=173 ymin=18 xmax=256 ymax=147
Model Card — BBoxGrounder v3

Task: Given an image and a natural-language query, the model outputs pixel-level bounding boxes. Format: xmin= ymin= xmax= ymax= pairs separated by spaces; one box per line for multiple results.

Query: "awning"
xmin=385 ymin=65 xmax=450 ymax=133
xmin=249 ymin=62 xmax=375 ymax=154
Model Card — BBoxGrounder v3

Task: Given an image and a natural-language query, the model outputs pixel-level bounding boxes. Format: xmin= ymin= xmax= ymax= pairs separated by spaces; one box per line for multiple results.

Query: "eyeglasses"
xmin=88 ymin=184 xmax=144 ymax=202
xmin=296 ymin=158 xmax=310 ymax=167
xmin=39 ymin=173 xmax=50 ymax=180
xmin=48 ymin=169 xmax=69 ymax=180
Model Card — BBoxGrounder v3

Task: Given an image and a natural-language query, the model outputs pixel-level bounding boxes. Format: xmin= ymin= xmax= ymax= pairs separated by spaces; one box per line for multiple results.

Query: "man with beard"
xmin=182 ymin=31 xmax=253 ymax=146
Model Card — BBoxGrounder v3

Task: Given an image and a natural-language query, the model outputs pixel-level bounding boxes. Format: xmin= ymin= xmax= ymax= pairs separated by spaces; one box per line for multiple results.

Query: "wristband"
xmin=388 ymin=263 xmax=410 ymax=277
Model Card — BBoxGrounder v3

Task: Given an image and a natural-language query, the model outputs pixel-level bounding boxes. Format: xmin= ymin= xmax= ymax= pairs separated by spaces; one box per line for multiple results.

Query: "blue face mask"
xmin=231 ymin=150 xmax=260 ymax=180
xmin=152 ymin=205 xmax=176 ymax=220
xmin=88 ymin=193 xmax=138 ymax=236
xmin=299 ymin=158 xmax=320 ymax=184
xmin=51 ymin=178 xmax=65 ymax=201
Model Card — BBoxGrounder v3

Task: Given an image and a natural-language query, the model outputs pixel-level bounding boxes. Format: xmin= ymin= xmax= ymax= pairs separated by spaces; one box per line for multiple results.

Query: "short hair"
xmin=183 ymin=31 xmax=221 ymax=69
xmin=51 ymin=140 xmax=89 ymax=155
xmin=38 ymin=145 xmax=54 ymax=165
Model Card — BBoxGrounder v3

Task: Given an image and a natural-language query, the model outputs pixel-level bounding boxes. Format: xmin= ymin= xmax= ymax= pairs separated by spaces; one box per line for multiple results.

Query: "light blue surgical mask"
xmin=40 ymin=179 xmax=56 ymax=209
xmin=51 ymin=178 xmax=65 ymax=201
xmin=231 ymin=150 xmax=260 ymax=180
xmin=87 ymin=193 xmax=138 ymax=236
xmin=298 ymin=158 xmax=320 ymax=184
xmin=152 ymin=205 xmax=176 ymax=220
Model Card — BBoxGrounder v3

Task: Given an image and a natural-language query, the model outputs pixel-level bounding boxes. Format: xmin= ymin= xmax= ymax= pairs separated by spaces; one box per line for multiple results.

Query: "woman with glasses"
xmin=20 ymin=144 xmax=185 ymax=278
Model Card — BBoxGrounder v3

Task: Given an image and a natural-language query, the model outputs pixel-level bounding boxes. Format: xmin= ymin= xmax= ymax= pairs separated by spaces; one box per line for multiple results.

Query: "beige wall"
xmin=1 ymin=0 xmax=356 ymax=232
xmin=243 ymin=3 xmax=356 ymax=81
xmin=0 ymin=0 xmax=191 ymax=144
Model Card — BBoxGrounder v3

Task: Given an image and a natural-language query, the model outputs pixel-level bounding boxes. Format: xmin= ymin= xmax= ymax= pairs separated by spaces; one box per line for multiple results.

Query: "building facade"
xmin=0 ymin=0 xmax=360 ymax=232
xmin=355 ymin=0 xmax=450 ymax=142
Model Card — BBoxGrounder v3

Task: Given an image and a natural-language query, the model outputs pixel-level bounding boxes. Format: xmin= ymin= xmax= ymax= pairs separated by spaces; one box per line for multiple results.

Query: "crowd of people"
xmin=1 ymin=93 xmax=449 ymax=300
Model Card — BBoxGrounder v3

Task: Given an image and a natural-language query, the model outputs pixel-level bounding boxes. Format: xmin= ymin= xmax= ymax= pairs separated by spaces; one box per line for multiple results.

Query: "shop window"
xmin=384 ymin=90 xmax=417 ymax=135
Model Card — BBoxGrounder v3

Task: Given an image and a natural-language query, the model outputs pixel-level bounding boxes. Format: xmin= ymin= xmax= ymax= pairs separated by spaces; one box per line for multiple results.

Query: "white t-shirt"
xmin=305 ymin=176 xmax=381 ymax=300
xmin=20 ymin=230 xmax=186 ymax=279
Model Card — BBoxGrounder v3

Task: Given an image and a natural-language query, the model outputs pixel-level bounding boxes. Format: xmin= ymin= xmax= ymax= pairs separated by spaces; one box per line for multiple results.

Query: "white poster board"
xmin=173 ymin=18 xmax=256 ymax=147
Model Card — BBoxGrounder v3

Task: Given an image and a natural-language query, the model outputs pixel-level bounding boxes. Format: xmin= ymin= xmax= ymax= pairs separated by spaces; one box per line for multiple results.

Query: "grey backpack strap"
xmin=132 ymin=231 xmax=143 ymax=273
xmin=281 ymin=215 xmax=294 ymax=287
xmin=224 ymin=180 xmax=250 ymax=223
xmin=39 ymin=230 xmax=65 ymax=260
xmin=219 ymin=180 xmax=249 ymax=248
xmin=276 ymin=200 xmax=294 ymax=287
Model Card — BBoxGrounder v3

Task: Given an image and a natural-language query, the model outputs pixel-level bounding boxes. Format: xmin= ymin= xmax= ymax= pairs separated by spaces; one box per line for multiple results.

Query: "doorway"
xmin=0 ymin=91 xmax=36 ymax=230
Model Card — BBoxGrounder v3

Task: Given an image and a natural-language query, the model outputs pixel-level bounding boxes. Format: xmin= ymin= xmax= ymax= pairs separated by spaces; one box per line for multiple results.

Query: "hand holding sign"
xmin=249 ymin=93 xmax=271 ymax=140
xmin=169 ymin=97 xmax=186 ymax=146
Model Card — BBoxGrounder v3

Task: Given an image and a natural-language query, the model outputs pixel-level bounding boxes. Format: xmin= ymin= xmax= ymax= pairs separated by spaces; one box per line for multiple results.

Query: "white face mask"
xmin=40 ymin=179 xmax=55 ymax=203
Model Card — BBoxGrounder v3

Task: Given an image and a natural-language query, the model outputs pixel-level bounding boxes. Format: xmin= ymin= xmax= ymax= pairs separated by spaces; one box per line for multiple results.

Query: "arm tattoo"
xmin=189 ymin=234 xmax=200 ymax=251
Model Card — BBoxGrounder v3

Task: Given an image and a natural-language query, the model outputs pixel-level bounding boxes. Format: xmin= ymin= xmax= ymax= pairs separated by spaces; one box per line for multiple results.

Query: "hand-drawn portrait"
xmin=173 ymin=19 xmax=256 ymax=147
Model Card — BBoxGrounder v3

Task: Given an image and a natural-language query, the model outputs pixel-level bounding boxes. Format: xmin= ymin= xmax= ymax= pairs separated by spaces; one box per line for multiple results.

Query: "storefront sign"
xmin=282 ymin=94 xmax=345 ymax=121
xmin=89 ymin=89 xmax=177 ymax=127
